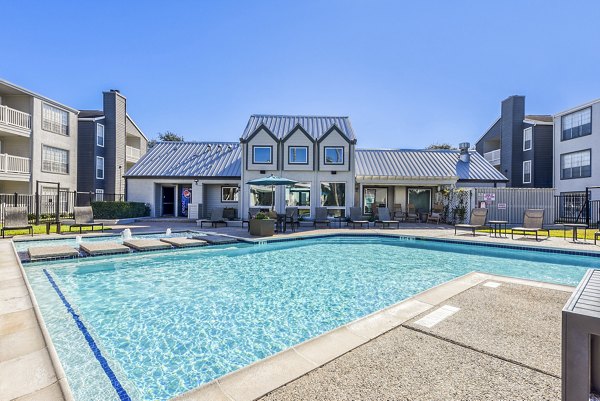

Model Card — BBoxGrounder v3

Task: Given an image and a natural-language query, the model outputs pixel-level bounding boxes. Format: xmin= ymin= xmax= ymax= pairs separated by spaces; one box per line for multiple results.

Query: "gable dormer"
xmin=243 ymin=124 xmax=279 ymax=171
xmin=317 ymin=125 xmax=354 ymax=172
xmin=282 ymin=124 xmax=315 ymax=171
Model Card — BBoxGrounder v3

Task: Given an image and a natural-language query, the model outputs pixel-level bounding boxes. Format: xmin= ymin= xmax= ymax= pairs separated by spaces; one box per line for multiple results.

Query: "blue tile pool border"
xmin=43 ymin=269 xmax=132 ymax=401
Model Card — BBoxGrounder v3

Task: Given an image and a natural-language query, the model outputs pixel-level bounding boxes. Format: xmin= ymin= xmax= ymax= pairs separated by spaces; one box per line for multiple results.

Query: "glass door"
xmin=407 ymin=188 xmax=432 ymax=214
xmin=363 ymin=187 xmax=388 ymax=214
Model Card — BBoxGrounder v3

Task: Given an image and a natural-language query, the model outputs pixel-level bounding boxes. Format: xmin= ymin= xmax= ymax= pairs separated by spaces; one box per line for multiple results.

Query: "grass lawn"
xmin=1 ymin=224 xmax=112 ymax=236
xmin=476 ymin=228 xmax=599 ymax=240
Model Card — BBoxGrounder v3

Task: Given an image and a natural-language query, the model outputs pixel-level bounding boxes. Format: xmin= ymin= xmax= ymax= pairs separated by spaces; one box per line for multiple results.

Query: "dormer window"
xmin=324 ymin=146 xmax=344 ymax=165
xmin=289 ymin=146 xmax=308 ymax=164
xmin=253 ymin=146 xmax=272 ymax=164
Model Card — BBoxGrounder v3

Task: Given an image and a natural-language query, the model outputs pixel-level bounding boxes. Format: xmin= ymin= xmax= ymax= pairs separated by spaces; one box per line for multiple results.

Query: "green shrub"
xmin=91 ymin=201 xmax=150 ymax=219
xmin=254 ymin=212 xmax=270 ymax=220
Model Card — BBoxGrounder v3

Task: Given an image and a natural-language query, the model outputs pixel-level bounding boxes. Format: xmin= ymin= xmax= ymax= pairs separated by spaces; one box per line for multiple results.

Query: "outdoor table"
xmin=562 ymin=223 xmax=589 ymax=243
xmin=488 ymin=220 xmax=508 ymax=238
xmin=45 ymin=221 xmax=62 ymax=235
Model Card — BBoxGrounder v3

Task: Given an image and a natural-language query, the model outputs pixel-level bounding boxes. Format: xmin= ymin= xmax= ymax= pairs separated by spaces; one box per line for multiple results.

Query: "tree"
xmin=148 ymin=131 xmax=184 ymax=148
xmin=426 ymin=143 xmax=456 ymax=150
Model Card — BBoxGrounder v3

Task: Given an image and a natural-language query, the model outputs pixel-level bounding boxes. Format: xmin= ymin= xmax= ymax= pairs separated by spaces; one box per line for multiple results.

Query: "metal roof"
xmin=125 ymin=142 xmax=241 ymax=178
xmin=241 ymin=115 xmax=355 ymax=141
xmin=355 ymin=149 xmax=508 ymax=182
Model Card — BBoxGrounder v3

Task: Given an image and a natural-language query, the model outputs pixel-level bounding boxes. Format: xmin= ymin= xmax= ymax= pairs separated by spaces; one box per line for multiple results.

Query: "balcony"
xmin=0 ymin=154 xmax=30 ymax=181
xmin=126 ymin=145 xmax=141 ymax=163
xmin=483 ymin=149 xmax=501 ymax=166
xmin=0 ymin=105 xmax=32 ymax=136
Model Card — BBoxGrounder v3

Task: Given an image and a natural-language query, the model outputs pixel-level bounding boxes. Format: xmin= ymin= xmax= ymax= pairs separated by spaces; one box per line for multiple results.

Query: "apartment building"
xmin=0 ymin=79 xmax=78 ymax=195
xmin=475 ymin=95 xmax=553 ymax=188
xmin=78 ymin=90 xmax=148 ymax=199
xmin=553 ymin=98 xmax=600 ymax=195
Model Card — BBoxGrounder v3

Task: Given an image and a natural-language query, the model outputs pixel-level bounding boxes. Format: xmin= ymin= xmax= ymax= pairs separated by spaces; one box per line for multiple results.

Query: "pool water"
xmin=24 ymin=236 xmax=599 ymax=401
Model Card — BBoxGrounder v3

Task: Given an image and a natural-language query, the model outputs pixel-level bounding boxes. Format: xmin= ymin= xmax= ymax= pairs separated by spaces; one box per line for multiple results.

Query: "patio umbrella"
xmin=246 ymin=174 xmax=298 ymax=211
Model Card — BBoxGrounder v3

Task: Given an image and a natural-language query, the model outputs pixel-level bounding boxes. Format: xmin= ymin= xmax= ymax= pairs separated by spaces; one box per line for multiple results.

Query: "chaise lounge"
xmin=1 ymin=206 xmax=33 ymax=238
xmin=376 ymin=207 xmax=400 ymax=229
xmin=313 ymin=207 xmax=331 ymax=228
xmin=454 ymin=208 xmax=488 ymax=236
xmin=70 ymin=206 xmax=104 ymax=234
xmin=200 ymin=207 xmax=228 ymax=228
xmin=349 ymin=207 xmax=369 ymax=229
xmin=511 ymin=209 xmax=550 ymax=241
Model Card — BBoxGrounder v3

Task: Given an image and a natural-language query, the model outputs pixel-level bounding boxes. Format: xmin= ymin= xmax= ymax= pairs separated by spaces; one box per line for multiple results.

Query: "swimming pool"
xmin=24 ymin=235 xmax=599 ymax=401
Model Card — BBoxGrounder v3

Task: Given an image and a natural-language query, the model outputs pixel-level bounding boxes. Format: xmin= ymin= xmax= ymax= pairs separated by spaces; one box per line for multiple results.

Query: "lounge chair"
xmin=406 ymin=203 xmax=419 ymax=222
xmin=69 ymin=206 xmax=104 ymax=234
xmin=376 ymin=207 xmax=400 ymax=229
xmin=454 ymin=208 xmax=488 ymax=236
xmin=1 ymin=206 xmax=33 ymax=238
xmin=511 ymin=209 xmax=550 ymax=241
xmin=313 ymin=207 xmax=331 ymax=228
xmin=200 ymin=207 xmax=227 ymax=228
xmin=285 ymin=207 xmax=299 ymax=232
xmin=349 ymin=207 xmax=369 ymax=228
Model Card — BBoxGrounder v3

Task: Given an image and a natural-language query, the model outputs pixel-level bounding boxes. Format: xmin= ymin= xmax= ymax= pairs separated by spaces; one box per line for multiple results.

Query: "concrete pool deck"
xmin=1 ymin=224 xmax=592 ymax=401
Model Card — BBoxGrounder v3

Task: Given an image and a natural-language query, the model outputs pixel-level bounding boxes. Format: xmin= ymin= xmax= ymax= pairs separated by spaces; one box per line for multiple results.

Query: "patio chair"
xmin=1 ymin=206 xmax=33 ymax=238
xmin=595 ymin=230 xmax=599 ymax=245
xmin=243 ymin=207 xmax=261 ymax=230
xmin=392 ymin=204 xmax=405 ymax=221
xmin=200 ymin=207 xmax=227 ymax=228
xmin=406 ymin=203 xmax=419 ymax=223
xmin=285 ymin=207 xmax=299 ymax=232
xmin=454 ymin=208 xmax=488 ymax=236
xmin=69 ymin=206 xmax=104 ymax=234
xmin=349 ymin=207 xmax=369 ymax=228
xmin=427 ymin=203 xmax=444 ymax=224
xmin=313 ymin=207 xmax=331 ymax=228
xmin=375 ymin=207 xmax=400 ymax=229
xmin=511 ymin=209 xmax=550 ymax=241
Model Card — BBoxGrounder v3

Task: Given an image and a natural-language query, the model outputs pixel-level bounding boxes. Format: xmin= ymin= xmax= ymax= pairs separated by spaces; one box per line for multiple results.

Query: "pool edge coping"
xmin=170 ymin=272 xmax=574 ymax=401
xmin=10 ymin=241 xmax=76 ymax=401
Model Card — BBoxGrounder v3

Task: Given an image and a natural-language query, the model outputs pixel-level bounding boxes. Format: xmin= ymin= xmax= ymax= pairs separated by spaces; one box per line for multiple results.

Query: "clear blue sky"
xmin=3 ymin=1 xmax=600 ymax=148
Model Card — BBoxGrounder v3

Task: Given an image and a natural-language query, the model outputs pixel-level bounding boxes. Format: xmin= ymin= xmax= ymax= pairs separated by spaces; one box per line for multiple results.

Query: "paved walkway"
xmin=259 ymin=279 xmax=571 ymax=401
xmin=0 ymin=242 xmax=67 ymax=401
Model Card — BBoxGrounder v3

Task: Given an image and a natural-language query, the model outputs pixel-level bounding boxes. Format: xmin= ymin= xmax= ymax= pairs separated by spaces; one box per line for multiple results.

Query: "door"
xmin=162 ymin=186 xmax=175 ymax=216
xmin=363 ymin=187 xmax=388 ymax=214
xmin=407 ymin=188 xmax=432 ymax=214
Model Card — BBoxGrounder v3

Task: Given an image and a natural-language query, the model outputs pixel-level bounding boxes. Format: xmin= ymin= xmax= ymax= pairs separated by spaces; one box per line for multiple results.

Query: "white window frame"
xmin=41 ymin=145 xmax=69 ymax=174
xmin=288 ymin=146 xmax=308 ymax=164
xmin=323 ymin=146 xmax=344 ymax=165
xmin=42 ymin=103 xmax=69 ymax=135
xmin=285 ymin=182 xmax=311 ymax=217
xmin=320 ymin=181 xmax=346 ymax=216
xmin=97 ymin=123 xmax=105 ymax=147
xmin=522 ymin=160 xmax=532 ymax=184
xmin=95 ymin=189 xmax=104 ymax=201
xmin=96 ymin=156 xmax=104 ymax=180
xmin=523 ymin=127 xmax=532 ymax=151
xmin=221 ymin=186 xmax=239 ymax=203
xmin=252 ymin=146 xmax=273 ymax=164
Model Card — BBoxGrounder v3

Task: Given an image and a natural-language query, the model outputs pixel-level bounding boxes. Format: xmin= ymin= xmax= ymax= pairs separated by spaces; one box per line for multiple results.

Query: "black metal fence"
xmin=554 ymin=192 xmax=600 ymax=229
xmin=0 ymin=191 xmax=124 ymax=224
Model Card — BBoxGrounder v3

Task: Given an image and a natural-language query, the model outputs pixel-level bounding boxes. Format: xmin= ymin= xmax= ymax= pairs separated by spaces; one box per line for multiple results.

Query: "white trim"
xmin=522 ymin=160 xmax=532 ymax=184
xmin=96 ymin=123 xmax=105 ymax=147
xmin=126 ymin=113 xmax=149 ymax=140
xmin=523 ymin=127 xmax=532 ymax=151
xmin=554 ymin=98 xmax=600 ymax=117
xmin=96 ymin=156 xmax=105 ymax=180
xmin=0 ymin=79 xmax=79 ymax=113
xmin=78 ymin=116 xmax=105 ymax=122
xmin=523 ymin=119 xmax=552 ymax=126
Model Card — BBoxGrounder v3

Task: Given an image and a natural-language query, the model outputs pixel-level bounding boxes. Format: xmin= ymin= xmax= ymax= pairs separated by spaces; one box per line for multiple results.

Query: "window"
xmin=95 ymin=189 xmax=104 ymax=201
xmin=363 ymin=187 xmax=388 ymax=214
xmin=42 ymin=103 xmax=69 ymax=135
xmin=96 ymin=156 xmax=104 ymax=179
xmin=221 ymin=186 xmax=239 ymax=202
xmin=407 ymin=188 xmax=431 ymax=213
xmin=288 ymin=146 xmax=308 ymax=164
xmin=42 ymin=145 xmax=69 ymax=173
xmin=562 ymin=108 xmax=592 ymax=140
xmin=321 ymin=182 xmax=346 ymax=216
xmin=286 ymin=182 xmax=311 ymax=217
xmin=523 ymin=160 xmax=532 ymax=184
xmin=253 ymin=146 xmax=272 ymax=164
xmin=97 ymin=124 xmax=104 ymax=147
xmin=250 ymin=185 xmax=274 ymax=207
xmin=324 ymin=147 xmax=344 ymax=165
xmin=523 ymin=127 xmax=532 ymax=151
xmin=560 ymin=149 xmax=591 ymax=179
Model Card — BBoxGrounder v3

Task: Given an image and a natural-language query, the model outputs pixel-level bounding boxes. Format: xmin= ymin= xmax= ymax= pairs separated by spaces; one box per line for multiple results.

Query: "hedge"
xmin=91 ymin=201 xmax=150 ymax=219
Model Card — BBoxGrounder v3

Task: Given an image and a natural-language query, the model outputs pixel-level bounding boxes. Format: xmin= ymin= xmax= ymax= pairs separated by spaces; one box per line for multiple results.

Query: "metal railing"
xmin=126 ymin=145 xmax=141 ymax=160
xmin=0 ymin=105 xmax=31 ymax=131
xmin=0 ymin=154 xmax=30 ymax=174
xmin=554 ymin=192 xmax=600 ymax=229
xmin=483 ymin=149 xmax=501 ymax=166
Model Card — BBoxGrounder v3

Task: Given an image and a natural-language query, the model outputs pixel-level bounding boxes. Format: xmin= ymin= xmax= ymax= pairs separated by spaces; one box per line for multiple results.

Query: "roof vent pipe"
xmin=459 ymin=142 xmax=470 ymax=163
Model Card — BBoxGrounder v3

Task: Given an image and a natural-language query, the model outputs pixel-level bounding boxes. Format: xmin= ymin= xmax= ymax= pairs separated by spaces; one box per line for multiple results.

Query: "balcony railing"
xmin=126 ymin=145 xmax=141 ymax=161
xmin=0 ymin=105 xmax=31 ymax=132
xmin=0 ymin=154 xmax=30 ymax=175
xmin=483 ymin=149 xmax=501 ymax=166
